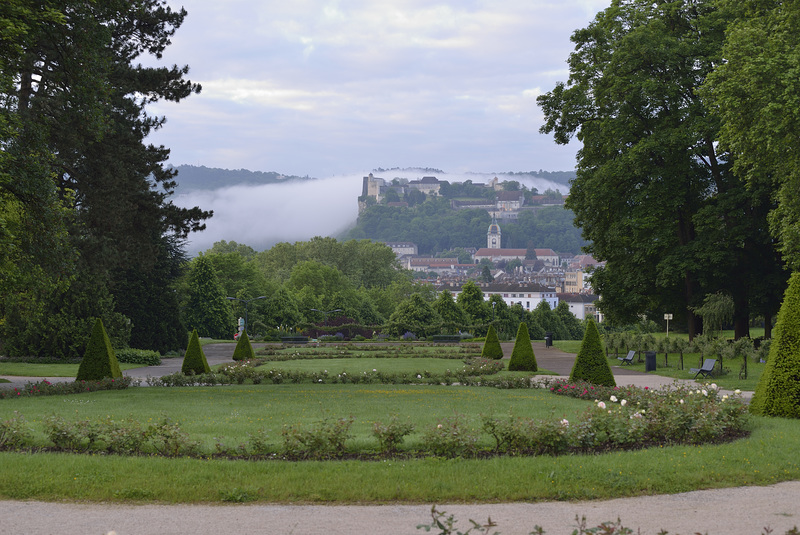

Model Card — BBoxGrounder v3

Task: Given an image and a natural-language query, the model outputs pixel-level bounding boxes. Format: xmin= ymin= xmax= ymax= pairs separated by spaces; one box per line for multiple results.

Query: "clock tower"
xmin=487 ymin=216 xmax=501 ymax=249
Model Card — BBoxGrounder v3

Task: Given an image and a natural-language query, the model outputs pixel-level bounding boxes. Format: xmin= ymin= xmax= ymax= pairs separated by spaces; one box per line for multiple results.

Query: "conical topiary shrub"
xmin=76 ymin=318 xmax=123 ymax=381
xmin=232 ymin=330 xmax=255 ymax=361
xmin=569 ymin=318 xmax=615 ymax=387
xmin=751 ymin=272 xmax=800 ymax=418
xmin=182 ymin=329 xmax=211 ymax=374
xmin=508 ymin=322 xmax=537 ymax=371
xmin=481 ymin=324 xmax=504 ymax=359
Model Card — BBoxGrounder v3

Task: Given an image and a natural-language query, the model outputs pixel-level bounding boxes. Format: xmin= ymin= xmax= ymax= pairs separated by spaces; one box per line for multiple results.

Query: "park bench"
xmin=617 ymin=350 xmax=635 ymax=365
xmin=690 ymin=358 xmax=717 ymax=379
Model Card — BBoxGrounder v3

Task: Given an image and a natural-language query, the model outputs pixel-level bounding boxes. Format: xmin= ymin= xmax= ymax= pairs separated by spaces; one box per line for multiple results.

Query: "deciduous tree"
xmin=538 ymin=0 xmax=785 ymax=339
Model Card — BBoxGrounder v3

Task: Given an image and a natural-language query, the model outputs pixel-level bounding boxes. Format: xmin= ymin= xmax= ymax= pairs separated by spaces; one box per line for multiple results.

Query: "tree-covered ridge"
xmin=170 ymin=165 xmax=315 ymax=193
xmin=345 ymin=197 xmax=586 ymax=255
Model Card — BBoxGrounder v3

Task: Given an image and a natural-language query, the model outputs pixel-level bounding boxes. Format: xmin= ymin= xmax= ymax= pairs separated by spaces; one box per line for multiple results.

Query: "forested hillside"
xmin=171 ymin=165 xmax=314 ymax=193
xmin=344 ymin=197 xmax=586 ymax=254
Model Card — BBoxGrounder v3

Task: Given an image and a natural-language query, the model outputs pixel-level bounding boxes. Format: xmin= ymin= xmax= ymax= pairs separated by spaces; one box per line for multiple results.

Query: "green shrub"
xmin=115 ymin=348 xmax=161 ymax=366
xmin=232 ymin=330 xmax=256 ymax=361
xmin=76 ymin=318 xmax=123 ymax=381
xmin=569 ymin=318 xmax=616 ymax=387
xmin=181 ymin=329 xmax=211 ymax=375
xmin=481 ymin=325 xmax=503 ymax=359
xmin=751 ymin=272 xmax=800 ymax=418
xmin=508 ymin=322 xmax=537 ymax=371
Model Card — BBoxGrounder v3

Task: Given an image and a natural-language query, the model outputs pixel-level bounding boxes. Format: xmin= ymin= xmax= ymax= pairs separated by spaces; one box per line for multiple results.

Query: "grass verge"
xmin=0 ymin=414 xmax=796 ymax=504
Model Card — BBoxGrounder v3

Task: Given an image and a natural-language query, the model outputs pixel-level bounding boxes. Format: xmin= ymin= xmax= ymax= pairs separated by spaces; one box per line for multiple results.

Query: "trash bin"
xmin=545 ymin=332 xmax=553 ymax=348
xmin=645 ymin=351 xmax=657 ymax=372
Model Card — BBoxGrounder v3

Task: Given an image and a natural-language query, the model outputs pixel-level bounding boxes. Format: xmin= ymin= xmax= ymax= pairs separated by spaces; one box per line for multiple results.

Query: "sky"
xmin=147 ymin=0 xmax=610 ymax=179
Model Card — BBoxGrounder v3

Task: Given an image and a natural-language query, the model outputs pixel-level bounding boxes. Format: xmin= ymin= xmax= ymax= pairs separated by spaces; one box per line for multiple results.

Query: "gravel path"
xmin=1 ymin=481 xmax=799 ymax=535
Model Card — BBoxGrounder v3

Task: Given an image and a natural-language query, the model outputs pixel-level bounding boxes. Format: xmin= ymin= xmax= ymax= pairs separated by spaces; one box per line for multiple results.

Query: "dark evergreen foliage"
xmin=751 ymin=272 xmax=800 ymax=418
xmin=181 ymin=329 xmax=211 ymax=374
xmin=183 ymin=255 xmax=233 ymax=339
xmin=508 ymin=322 xmax=537 ymax=371
xmin=569 ymin=319 xmax=615 ymax=387
xmin=481 ymin=325 xmax=504 ymax=359
xmin=232 ymin=330 xmax=256 ymax=361
xmin=76 ymin=318 xmax=123 ymax=381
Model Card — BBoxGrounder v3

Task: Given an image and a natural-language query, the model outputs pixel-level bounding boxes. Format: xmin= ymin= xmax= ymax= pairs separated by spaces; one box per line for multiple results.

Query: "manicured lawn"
xmin=0 ymin=362 xmax=146 ymax=377
xmin=0 ymin=383 xmax=798 ymax=503
xmin=254 ymin=357 xmax=483 ymax=375
xmin=1 ymin=384 xmax=587 ymax=451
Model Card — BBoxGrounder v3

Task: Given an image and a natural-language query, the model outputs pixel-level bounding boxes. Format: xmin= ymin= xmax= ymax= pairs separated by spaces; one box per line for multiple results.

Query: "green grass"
xmin=0 ymin=362 xmax=145 ymax=377
xmin=1 ymin=384 xmax=587 ymax=451
xmin=259 ymin=344 xmax=481 ymax=357
xmin=553 ymin=340 xmax=582 ymax=353
xmin=254 ymin=357 xmax=480 ymax=375
xmin=0 ymin=384 xmax=798 ymax=503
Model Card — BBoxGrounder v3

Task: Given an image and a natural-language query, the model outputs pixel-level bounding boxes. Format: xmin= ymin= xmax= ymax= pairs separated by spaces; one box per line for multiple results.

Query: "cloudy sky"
xmin=147 ymin=0 xmax=610 ymax=178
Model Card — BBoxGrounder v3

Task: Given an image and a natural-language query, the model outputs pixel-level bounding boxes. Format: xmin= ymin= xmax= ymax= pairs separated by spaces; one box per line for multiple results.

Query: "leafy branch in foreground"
xmin=417 ymin=506 xmax=800 ymax=535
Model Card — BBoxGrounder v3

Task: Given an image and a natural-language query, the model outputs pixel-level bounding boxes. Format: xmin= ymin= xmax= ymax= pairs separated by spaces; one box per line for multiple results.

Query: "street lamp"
xmin=310 ymin=308 xmax=342 ymax=326
xmin=227 ymin=296 xmax=267 ymax=334
xmin=491 ymin=301 xmax=496 ymax=321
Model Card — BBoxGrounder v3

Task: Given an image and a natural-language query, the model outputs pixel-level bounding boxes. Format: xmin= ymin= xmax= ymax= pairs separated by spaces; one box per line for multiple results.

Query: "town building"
xmin=437 ymin=281 xmax=559 ymax=311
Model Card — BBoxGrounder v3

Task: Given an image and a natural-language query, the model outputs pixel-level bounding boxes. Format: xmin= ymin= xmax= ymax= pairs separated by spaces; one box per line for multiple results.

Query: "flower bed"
xmin=0 ymin=377 xmax=137 ymax=399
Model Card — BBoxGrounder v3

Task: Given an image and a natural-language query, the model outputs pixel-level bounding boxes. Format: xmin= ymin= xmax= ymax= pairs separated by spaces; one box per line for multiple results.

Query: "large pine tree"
xmin=184 ymin=255 xmax=233 ymax=339
xmin=1 ymin=1 xmax=210 ymax=356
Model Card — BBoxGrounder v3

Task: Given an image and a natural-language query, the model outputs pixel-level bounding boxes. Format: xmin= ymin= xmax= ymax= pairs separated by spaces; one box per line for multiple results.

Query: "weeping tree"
xmin=691 ymin=292 xmax=735 ymax=337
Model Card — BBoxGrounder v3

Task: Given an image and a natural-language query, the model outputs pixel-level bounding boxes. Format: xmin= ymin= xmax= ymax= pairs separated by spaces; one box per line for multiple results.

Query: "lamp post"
xmin=491 ymin=301 xmax=496 ymax=321
xmin=227 ymin=296 xmax=267 ymax=334
xmin=310 ymin=308 xmax=342 ymax=326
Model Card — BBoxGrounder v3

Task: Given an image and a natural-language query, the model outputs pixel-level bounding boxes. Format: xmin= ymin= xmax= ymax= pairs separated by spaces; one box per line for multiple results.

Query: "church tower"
xmin=487 ymin=216 xmax=501 ymax=249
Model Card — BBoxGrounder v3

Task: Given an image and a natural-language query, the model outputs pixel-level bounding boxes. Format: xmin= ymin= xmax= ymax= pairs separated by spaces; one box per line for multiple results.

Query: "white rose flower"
xmin=610 ymin=395 xmax=618 ymax=403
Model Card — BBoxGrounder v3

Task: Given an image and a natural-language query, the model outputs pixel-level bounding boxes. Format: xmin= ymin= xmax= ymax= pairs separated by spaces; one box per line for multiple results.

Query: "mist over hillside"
xmin=171 ymin=167 xmax=574 ymax=256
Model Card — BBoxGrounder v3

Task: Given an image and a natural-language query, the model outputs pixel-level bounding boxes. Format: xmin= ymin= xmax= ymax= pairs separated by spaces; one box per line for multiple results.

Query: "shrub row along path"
xmin=1 ymin=342 xmax=773 ymax=535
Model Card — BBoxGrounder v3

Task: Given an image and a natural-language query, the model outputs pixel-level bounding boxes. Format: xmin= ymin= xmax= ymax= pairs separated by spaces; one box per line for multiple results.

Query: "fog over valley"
xmin=172 ymin=169 xmax=570 ymax=256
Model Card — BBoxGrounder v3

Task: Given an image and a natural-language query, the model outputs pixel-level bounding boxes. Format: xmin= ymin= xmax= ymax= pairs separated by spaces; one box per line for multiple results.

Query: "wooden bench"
xmin=617 ymin=350 xmax=635 ymax=365
xmin=690 ymin=358 xmax=717 ymax=379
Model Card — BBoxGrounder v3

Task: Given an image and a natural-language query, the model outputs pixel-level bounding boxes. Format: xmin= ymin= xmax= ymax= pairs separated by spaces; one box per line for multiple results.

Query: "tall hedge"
xmin=751 ymin=272 xmax=800 ymax=418
xmin=182 ymin=329 xmax=211 ymax=374
xmin=569 ymin=318 xmax=615 ymax=387
xmin=232 ymin=330 xmax=255 ymax=361
xmin=76 ymin=318 xmax=123 ymax=381
xmin=481 ymin=324 xmax=503 ymax=359
xmin=508 ymin=322 xmax=537 ymax=371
